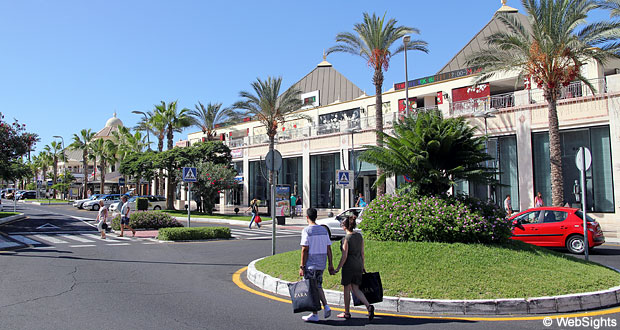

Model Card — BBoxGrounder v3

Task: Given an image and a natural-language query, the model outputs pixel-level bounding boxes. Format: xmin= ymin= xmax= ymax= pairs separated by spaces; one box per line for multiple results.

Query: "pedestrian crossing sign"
xmin=336 ymin=170 xmax=354 ymax=189
xmin=182 ymin=167 xmax=198 ymax=182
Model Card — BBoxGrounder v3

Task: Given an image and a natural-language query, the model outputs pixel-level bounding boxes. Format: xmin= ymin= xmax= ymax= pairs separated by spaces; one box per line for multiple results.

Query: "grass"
xmin=255 ymin=240 xmax=620 ymax=300
xmin=158 ymin=226 xmax=232 ymax=241
xmin=161 ymin=210 xmax=251 ymax=221
xmin=0 ymin=212 xmax=19 ymax=218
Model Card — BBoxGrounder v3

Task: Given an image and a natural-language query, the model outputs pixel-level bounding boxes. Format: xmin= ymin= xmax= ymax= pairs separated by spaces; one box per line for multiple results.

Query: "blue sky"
xmin=0 ymin=0 xmax=610 ymax=154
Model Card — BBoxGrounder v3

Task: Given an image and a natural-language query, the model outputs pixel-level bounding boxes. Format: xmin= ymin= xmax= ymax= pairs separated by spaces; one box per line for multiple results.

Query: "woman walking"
xmin=246 ymin=198 xmax=260 ymax=229
xmin=332 ymin=216 xmax=374 ymax=321
xmin=534 ymin=192 xmax=544 ymax=207
xmin=95 ymin=200 xmax=108 ymax=239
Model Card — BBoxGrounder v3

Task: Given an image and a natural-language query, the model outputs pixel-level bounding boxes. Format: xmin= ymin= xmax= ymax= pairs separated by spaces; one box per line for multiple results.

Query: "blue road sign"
xmin=118 ymin=178 xmax=125 ymax=186
xmin=182 ymin=167 xmax=198 ymax=182
xmin=47 ymin=180 xmax=53 ymax=187
xmin=336 ymin=170 xmax=353 ymax=189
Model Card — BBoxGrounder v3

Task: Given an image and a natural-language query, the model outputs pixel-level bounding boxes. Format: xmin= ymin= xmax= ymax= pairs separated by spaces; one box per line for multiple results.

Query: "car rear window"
xmin=574 ymin=210 xmax=596 ymax=222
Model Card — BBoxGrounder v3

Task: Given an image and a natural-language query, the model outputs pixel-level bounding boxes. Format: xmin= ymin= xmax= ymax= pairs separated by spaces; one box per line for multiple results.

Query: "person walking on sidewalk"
xmin=119 ymin=195 xmax=136 ymax=237
xmin=299 ymin=207 xmax=334 ymax=322
xmin=534 ymin=192 xmax=544 ymax=207
xmin=290 ymin=195 xmax=297 ymax=218
xmin=95 ymin=200 xmax=109 ymax=239
xmin=246 ymin=198 xmax=260 ymax=229
xmin=332 ymin=215 xmax=374 ymax=321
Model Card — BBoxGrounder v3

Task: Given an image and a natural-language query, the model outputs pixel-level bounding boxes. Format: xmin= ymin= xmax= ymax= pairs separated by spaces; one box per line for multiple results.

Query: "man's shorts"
xmin=121 ymin=216 xmax=130 ymax=225
xmin=303 ymin=268 xmax=324 ymax=288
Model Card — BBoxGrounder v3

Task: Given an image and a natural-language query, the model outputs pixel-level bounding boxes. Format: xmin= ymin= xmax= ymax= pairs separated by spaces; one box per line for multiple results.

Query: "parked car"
xmin=73 ymin=194 xmax=103 ymax=209
xmin=0 ymin=198 xmax=3 ymax=211
xmin=110 ymin=195 xmax=166 ymax=216
xmin=1 ymin=188 xmax=15 ymax=199
xmin=16 ymin=191 xmax=37 ymax=200
xmin=510 ymin=207 xmax=605 ymax=254
xmin=83 ymin=194 xmax=121 ymax=211
xmin=316 ymin=207 xmax=365 ymax=239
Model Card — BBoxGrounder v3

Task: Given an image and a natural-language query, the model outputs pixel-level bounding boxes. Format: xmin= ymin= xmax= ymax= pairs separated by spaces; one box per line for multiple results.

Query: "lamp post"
xmin=403 ymin=35 xmax=411 ymax=118
xmin=473 ymin=108 xmax=498 ymax=202
xmin=53 ymin=135 xmax=65 ymax=201
xmin=132 ymin=110 xmax=151 ymax=150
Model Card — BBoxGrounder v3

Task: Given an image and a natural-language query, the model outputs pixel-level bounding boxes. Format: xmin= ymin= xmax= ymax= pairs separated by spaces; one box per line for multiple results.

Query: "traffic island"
xmin=247 ymin=240 xmax=620 ymax=315
xmin=0 ymin=212 xmax=26 ymax=226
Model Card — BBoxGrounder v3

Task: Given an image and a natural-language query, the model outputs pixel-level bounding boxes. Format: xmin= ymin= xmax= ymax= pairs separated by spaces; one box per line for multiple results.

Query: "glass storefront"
xmin=278 ymin=157 xmax=303 ymax=202
xmin=349 ymin=150 xmax=377 ymax=207
xmin=310 ymin=153 xmax=341 ymax=208
xmin=249 ymin=160 xmax=269 ymax=204
xmin=227 ymin=161 xmax=243 ymax=205
xmin=533 ymin=126 xmax=614 ymax=212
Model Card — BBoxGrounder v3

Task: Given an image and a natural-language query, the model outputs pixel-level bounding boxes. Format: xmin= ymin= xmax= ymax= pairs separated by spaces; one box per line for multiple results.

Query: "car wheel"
xmin=154 ymin=206 xmax=161 ymax=210
xmin=92 ymin=204 xmax=100 ymax=211
xmin=566 ymin=235 xmax=586 ymax=254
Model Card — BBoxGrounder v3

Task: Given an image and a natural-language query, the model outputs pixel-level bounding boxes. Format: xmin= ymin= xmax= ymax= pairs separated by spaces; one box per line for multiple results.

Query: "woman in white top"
xmin=96 ymin=200 xmax=109 ymax=239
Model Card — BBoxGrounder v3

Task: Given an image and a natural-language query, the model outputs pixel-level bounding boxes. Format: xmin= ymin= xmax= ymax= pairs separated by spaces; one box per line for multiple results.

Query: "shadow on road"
xmin=315 ymin=315 xmax=475 ymax=327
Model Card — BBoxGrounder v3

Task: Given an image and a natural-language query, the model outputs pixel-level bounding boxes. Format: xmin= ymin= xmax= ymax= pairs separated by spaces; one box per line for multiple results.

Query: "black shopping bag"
xmin=353 ymin=272 xmax=383 ymax=306
xmin=288 ymin=279 xmax=322 ymax=313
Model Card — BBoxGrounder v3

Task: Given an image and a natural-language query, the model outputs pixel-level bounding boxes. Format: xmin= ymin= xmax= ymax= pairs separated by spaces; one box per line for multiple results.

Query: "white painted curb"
xmin=0 ymin=213 xmax=26 ymax=226
xmin=246 ymin=258 xmax=620 ymax=315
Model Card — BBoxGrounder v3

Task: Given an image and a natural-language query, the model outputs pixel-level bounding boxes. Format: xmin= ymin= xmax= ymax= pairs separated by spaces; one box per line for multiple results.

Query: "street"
xmin=1 ymin=202 xmax=619 ymax=330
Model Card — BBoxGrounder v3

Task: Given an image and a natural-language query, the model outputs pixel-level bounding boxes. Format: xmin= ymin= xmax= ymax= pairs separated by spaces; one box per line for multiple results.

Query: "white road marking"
xmin=106 ymin=243 xmax=130 ymax=246
xmin=32 ymin=235 xmax=68 ymax=244
xmin=83 ymin=234 xmax=121 ymax=242
xmin=230 ymin=230 xmax=259 ymax=236
xmin=9 ymin=235 xmax=42 ymax=245
xmin=245 ymin=234 xmax=301 ymax=240
xmin=69 ymin=244 xmax=96 ymax=248
xmin=60 ymin=234 xmax=95 ymax=243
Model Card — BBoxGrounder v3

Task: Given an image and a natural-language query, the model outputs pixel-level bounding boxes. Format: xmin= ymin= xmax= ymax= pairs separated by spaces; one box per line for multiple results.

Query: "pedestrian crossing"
xmin=230 ymin=227 xmax=302 ymax=240
xmin=7 ymin=233 xmax=159 ymax=248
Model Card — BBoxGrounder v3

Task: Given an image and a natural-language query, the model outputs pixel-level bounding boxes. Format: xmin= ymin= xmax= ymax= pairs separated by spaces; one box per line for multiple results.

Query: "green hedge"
xmin=360 ymin=194 xmax=512 ymax=244
xmin=111 ymin=211 xmax=183 ymax=230
xmin=158 ymin=227 xmax=232 ymax=241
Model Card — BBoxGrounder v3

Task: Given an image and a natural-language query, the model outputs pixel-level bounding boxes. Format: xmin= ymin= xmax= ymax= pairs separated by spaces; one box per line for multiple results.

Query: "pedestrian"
xmin=87 ymin=189 xmax=92 ymax=198
xmin=246 ymin=198 xmax=260 ymax=229
xmin=119 ymin=195 xmax=136 ymax=237
xmin=355 ymin=193 xmax=367 ymax=207
xmin=504 ymin=194 xmax=512 ymax=217
xmin=332 ymin=215 xmax=375 ymax=321
xmin=290 ymin=194 xmax=297 ymax=218
xmin=299 ymin=207 xmax=334 ymax=322
xmin=95 ymin=200 xmax=108 ymax=239
xmin=534 ymin=192 xmax=544 ymax=207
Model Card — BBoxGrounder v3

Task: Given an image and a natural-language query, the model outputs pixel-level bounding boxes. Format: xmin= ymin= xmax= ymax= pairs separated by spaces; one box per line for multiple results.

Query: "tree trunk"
xmin=53 ymin=158 xmax=58 ymax=199
xmin=82 ymin=152 xmax=88 ymax=198
xmin=546 ymin=92 xmax=564 ymax=206
xmin=166 ymin=174 xmax=175 ymax=210
xmin=269 ymin=134 xmax=276 ymax=256
xmin=100 ymin=159 xmax=106 ymax=195
xmin=373 ymin=68 xmax=386 ymax=196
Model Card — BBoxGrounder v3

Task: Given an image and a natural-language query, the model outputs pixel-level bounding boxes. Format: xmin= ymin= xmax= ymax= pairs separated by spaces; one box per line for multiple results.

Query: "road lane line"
xmin=232 ymin=267 xmax=620 ymax=321
xmin=60 ymin=234 xmax=95 ymax=243
xmin=105 ymin=243 xmax=130 ymax=246
xmin=9 ymin=235 xmax=42 ymax=245
xmin=32 ymin=235 xmax=68 ymax=244
xmin=83 ymin=234 xmax=120 ymax=242
xmin=69 ymin=244 xmax=96 ymax=248
xmin=230 ymin=230 xmax=259 ymax=236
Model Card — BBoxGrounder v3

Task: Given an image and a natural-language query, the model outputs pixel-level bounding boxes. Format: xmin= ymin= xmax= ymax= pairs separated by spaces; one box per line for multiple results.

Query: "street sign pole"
xmin=271 ymin=150 xmax=276 ymax=256
xmin=187 ymin=182 xmax=191 ymax=228
xmin=579 ymin=147 xmax=589 ymax=261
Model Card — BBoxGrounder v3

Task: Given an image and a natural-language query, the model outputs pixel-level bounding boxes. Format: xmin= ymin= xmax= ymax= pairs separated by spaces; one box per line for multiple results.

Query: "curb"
xmin=246 ymin=258 xmax=620 ymax=315
xmin=173 ymin=216 xmax=274 ymax=226
xmin=0 ymin=213 xmax=26 ymax=226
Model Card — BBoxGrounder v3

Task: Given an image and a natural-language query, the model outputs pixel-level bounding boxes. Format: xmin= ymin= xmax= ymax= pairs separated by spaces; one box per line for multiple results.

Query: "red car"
xmin=510 ymin=207 xmax=605 ymax=254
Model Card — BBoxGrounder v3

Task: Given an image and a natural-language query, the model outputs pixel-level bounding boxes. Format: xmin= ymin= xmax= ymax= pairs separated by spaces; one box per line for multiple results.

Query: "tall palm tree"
xmin=89 ymin=138 xmax=117 ymax=195
xmin=327 ymin=12 xmax=428 ymax=196
xmin=466 ymin=0 xmax=620 ymax=206
xmin=43 ymin=141 xmax=64 ymax=198
xmin=149 ymin=105 xmax=170 ymax=196
xmin=155 ymin=101 xmax=192 ymax=208
xmin=188 ymin=102 xmax=240 ymax=140
xmin=70 ymin=129 xmax=94 ymax=198
xmin=598 ymin=0 xmax=620 ymax=17
xmin=233 ymin=76 xmax=303 ymax=225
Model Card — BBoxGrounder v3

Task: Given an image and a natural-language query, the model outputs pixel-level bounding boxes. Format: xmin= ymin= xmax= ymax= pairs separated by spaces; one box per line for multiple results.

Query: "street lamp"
xmin=53 ymin=135 xmax=65 ymax=200
xmin=132 ymin=110 xmax=151 ymax=150
xmin=403 ymin=35 xmax=411 ymax=118
xmin=473 ymin=108 xmax=498 ymax=202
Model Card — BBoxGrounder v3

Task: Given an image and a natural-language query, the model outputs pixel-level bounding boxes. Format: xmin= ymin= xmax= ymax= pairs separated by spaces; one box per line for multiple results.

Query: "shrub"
xmin=111 ymin=211 xmax=183 ymax=230
xmin=359 ymin=193 xmax=511 ymax=244
xmin=158 ymin=227 xmax=232 ymax=241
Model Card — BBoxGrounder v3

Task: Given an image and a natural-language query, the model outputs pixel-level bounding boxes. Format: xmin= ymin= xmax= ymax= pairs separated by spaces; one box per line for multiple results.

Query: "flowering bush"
xmin=359 ymin=194 xmax=511 ymax=244
xmin=111 ymin=211 xmax=183 ymax=230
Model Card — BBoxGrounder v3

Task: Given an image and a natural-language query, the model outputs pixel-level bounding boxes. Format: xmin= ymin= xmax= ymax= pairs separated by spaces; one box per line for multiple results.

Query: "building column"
xmin=386 ymin=176 xmax=396 ymax=195
xmin=516 ymin=110 xmax=534 ymax=211
xmin=341 ymin=136 xmax=351 ymax=209
xmin=302 ymin=142 xmax=311 ymax=210
xmin=605 ymin=76 xmax=620 ymax=236
xmin=243 ymin=149 xmax=249 ymax=207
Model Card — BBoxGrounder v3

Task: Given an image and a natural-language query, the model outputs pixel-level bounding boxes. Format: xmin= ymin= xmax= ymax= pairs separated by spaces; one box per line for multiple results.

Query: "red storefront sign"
xmin=397 ymin=98 xmax=416 ymax=112
xmin=436 ymin=92 xmax=443 ymax=105
xmin=451 ymin=83 xmax=490 ymax=102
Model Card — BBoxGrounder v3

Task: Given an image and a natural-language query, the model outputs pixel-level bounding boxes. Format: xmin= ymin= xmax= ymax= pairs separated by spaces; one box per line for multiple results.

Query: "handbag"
xmin=255 ymin=215 xmax=262 ymax=223
xmin=288 ymin=279 xmax=321 ymax=313
xmin=352 ymin=272 xmax=383 ymax=306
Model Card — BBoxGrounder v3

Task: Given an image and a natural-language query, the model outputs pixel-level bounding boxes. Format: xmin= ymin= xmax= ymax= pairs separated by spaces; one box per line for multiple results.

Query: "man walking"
xmin=119 ymin=195 xmax=136 ymax=237
xmin=290 ymin=194 xmax=297 ymax=218
xmin=299 ymin=208 xmax=334 ymax=322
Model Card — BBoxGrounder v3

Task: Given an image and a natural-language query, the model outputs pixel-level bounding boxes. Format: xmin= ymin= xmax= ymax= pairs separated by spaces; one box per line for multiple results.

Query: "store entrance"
xmin=352 ymin=174 xmax=376 ymax=207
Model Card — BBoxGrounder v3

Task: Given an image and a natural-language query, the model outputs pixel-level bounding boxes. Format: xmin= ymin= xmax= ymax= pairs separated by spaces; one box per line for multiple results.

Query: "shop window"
xmin=310 ymin=153 xmax=341 ymax=208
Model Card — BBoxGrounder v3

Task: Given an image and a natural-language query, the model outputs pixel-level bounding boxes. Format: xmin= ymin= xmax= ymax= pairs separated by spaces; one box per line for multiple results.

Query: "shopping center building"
xmin=187 ymin=2 xmax=620 ymax=237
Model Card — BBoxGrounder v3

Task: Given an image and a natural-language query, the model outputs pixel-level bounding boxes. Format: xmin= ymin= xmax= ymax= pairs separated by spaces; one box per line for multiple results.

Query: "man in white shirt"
xmin=299 ymin=208 xmax=334 ymax=322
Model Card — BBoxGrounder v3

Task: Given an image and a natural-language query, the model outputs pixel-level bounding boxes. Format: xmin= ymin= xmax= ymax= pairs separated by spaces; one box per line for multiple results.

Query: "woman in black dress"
xmin=333 ymin=215 xmax=374 ymax=321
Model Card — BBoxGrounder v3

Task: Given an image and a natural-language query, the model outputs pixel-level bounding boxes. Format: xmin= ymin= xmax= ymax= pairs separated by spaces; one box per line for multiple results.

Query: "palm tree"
xmin=466 ymin=0 xmax=620 ymax=206
xmin=89 ymin=138 xmax=116 ymax=195
xmin=233 ymin=76 xmax=303 ymax=223
xmin=149 ymin=105 xmax=170 ymax=196
xmin=188 ymin=102 xmax=240 ymax=140
xmin=327 ymin=12 xmax=428 ymax=196
xmin=43 ymin=141 xmax=64 ymax=198
xmin=598 ymin=0 xmax=620 ymax=17
xmin=70 ymin=129 xmax=94 ymax=198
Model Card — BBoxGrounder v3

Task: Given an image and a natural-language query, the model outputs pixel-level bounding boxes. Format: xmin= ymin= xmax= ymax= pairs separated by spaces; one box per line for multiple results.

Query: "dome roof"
xmin=105 ymin=112 xmax=123 ymax=127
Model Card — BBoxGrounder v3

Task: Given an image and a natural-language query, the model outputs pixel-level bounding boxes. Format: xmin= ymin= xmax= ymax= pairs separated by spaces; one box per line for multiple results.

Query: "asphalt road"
xmin=1 ymin=202 xmax=619 ymax=330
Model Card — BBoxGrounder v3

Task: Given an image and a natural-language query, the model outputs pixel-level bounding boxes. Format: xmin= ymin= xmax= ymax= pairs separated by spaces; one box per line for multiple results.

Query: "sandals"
xmin=337 ymin=312 xmax=351 ymax=319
